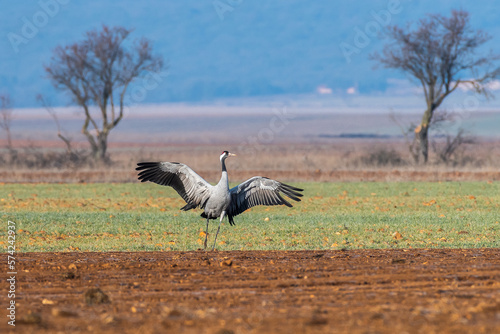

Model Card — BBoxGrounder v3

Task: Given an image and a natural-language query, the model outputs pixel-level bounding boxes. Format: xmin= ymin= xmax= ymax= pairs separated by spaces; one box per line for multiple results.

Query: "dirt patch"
xmin=4 ymin=249 xmax=499 ymax=333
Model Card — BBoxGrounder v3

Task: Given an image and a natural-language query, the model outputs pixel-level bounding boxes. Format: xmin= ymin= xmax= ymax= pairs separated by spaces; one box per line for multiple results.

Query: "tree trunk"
xmin=89 ymin=132 xmax=109 ymax=163
xmin=6 ymin=128 xmax=12 ymax=151
xmin=414 ymin=106 xmax=435 ymax=164
xmin=415 ymin=124 xmax=429 ymax=164
xmin=82 ymin=113 xmax=112 ymax=163
xmin=96 ymin=133 xmax=108 ymax=162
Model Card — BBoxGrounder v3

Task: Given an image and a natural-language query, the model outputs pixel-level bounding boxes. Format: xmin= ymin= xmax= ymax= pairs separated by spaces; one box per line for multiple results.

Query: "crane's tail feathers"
xmin=181 ymin=203 xmax=197 ymax=211
xmin=200 ymin=212 xmax=218 ymax=220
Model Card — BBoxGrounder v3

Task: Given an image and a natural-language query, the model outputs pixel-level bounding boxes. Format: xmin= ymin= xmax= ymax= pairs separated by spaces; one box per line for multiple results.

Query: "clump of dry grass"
xmin=352 ymin=148 xmax=407 ymax=168
xmin=0 ymin=146 xmax=94 ymax=169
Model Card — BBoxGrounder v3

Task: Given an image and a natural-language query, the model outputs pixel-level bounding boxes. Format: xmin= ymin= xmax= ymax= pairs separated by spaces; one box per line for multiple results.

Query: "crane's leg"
xmin=204 ymin=218 xmax=210 ymax=250
xmin=212 ymin=211 xmax=225 ymax=251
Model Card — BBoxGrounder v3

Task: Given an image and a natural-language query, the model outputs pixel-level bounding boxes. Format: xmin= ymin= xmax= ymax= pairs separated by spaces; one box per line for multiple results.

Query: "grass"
xmin=1 ymin=182 xmax=499 ymax=252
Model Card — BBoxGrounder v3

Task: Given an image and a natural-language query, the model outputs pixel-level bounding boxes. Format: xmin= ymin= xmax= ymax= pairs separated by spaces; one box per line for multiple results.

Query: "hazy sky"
xmin=2 ymin=1 xmax=500 ymax=110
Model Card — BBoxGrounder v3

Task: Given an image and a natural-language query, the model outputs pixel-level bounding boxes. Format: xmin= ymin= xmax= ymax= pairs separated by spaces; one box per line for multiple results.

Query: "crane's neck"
xmin=219 ymin=158 xmax=229 ymax=188
xmin=221 ymin=157 xmax=227 ymax=173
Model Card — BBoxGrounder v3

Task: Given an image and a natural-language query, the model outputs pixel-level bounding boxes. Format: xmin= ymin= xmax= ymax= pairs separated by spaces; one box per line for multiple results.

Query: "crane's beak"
xmin=228 ymin=153 xmax=237 ymax=157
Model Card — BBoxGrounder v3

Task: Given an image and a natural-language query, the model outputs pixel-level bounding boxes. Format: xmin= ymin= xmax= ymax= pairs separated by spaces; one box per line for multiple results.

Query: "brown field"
xmin=5 ymin=249 xmax=500 ymax=334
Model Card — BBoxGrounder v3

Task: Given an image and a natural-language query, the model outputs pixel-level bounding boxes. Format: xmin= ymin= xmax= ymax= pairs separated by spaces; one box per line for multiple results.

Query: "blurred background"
xmin=1 ymin=0 xmax=499 ymax=182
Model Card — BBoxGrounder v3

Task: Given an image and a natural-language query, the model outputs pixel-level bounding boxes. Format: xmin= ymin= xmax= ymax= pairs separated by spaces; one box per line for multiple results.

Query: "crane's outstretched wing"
xmin=227 ymin=176 xmax=303 ymax=224
xmin=136 ymin=162 xmax=213 ymax=211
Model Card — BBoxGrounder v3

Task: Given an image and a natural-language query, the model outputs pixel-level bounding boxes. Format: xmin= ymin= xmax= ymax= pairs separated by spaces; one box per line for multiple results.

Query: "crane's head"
xmin=220 ymin=150 xmax=236 ymax=161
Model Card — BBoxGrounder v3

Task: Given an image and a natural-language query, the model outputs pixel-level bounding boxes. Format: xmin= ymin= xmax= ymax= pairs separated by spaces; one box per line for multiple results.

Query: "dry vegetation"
xmin=0 ymin=139 xmax=499 ymax=183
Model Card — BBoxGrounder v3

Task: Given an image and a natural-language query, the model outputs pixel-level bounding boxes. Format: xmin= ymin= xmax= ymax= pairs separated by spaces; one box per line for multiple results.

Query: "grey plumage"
xmin=135 ymin=161 xmax=213 ymax=211
xmin=227 ymin=177 xmax=303 ymax=225
xmin=136 ymin=151 xmax=303 ymax=250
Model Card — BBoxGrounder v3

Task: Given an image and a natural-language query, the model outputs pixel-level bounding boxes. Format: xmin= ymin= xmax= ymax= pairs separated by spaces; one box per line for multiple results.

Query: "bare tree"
xmin=372 ymin=10 xmax=500 ymax=164
xmin=0 ymin=94 xmax=13 ymax=150
xmin=45 ymin=25 xmax=163 ymax=162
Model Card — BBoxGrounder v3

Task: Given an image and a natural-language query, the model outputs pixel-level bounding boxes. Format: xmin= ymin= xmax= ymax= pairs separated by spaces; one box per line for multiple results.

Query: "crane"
xmin=136 ymin=151 xmax=303 ymax=250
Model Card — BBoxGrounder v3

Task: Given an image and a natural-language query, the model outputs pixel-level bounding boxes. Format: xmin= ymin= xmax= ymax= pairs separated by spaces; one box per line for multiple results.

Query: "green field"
xmin=1 ymin=182 xmax=499 ymax=252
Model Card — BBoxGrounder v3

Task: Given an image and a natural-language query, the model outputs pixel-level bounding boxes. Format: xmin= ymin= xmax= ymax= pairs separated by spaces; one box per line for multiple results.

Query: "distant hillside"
xmin=1 ymin=0 xmax=500 ymax=107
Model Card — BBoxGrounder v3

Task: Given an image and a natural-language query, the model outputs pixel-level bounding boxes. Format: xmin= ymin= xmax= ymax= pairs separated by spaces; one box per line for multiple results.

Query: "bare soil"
xmin=5 ymin=249 xmax=500 ymax=333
